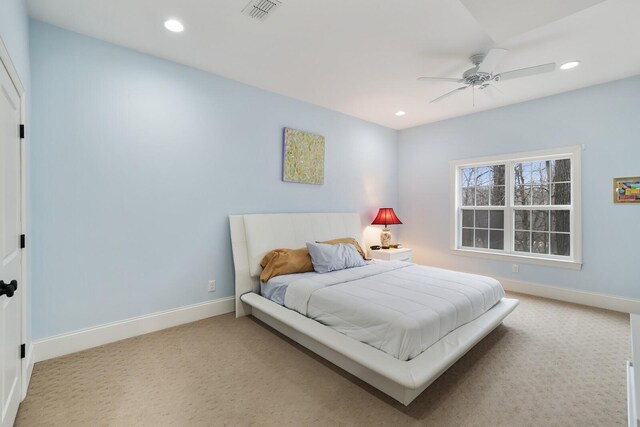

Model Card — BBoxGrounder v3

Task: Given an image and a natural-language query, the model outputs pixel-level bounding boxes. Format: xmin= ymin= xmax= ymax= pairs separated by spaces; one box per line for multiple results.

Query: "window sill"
xmin=450 ymin=248 xmax=582 ymax=270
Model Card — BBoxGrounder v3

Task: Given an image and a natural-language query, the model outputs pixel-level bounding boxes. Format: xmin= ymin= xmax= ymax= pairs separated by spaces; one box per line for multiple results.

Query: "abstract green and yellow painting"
xmin=282 ymin=128 xmax=325 ymax=185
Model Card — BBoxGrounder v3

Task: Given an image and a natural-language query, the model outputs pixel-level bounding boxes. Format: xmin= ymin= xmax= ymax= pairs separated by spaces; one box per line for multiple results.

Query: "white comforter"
xmin=283 ymin=261 xmax=505 ymax=361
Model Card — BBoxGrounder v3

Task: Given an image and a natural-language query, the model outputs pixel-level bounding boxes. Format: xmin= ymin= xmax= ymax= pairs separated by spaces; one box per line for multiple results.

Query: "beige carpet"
xmin=17 ymin=292 xmax=629 ymax=426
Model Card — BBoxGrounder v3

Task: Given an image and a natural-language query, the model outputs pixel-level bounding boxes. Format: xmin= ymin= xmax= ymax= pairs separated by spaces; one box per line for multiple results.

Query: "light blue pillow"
xmin=305 ymin=242 xmax=367 ymax=274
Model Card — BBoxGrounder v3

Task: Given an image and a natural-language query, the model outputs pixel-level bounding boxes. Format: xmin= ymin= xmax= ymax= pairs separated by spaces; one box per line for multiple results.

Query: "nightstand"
xmin=367 ymin=248 xmax=412 ymax=262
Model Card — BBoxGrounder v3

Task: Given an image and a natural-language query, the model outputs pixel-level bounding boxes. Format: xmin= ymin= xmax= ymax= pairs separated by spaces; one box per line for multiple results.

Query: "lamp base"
xmin=380 ymin=227 xmax=391 ymax=249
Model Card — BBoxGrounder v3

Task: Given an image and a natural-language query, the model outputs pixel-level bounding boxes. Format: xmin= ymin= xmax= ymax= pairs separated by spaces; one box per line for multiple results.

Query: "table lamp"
xmin=371 ymin=208 xmax=403 ymax=249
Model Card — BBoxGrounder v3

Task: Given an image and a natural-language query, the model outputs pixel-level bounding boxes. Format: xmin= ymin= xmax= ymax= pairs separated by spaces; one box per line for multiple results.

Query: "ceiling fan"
xmin=418 ymin=48 xmax=555 ymax=103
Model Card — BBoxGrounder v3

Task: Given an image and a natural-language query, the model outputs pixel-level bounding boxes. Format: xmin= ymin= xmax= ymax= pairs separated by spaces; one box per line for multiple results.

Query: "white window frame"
xmin=449 ymin=145 xmax=582 ymax=270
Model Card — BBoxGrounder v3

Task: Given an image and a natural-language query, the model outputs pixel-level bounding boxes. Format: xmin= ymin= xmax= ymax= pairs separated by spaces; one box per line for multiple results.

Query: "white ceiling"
xmin=27 ymin=0 xmax=640 ymax=130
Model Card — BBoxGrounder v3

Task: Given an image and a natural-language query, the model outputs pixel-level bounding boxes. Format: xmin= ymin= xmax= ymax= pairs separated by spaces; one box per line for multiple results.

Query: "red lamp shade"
xmin=371 ymin=208 xmax=403 ymax=227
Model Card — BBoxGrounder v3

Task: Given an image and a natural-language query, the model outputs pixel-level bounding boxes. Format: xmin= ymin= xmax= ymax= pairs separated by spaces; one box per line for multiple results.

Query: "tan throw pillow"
xmin=318 ymin=237 xmax=368 ymax=260
xmin=259 ymin=247 xmax=314 ymax=283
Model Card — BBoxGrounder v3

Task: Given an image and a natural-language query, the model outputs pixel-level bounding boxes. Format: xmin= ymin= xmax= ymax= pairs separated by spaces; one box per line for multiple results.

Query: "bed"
xmin=229 ymin=212 xmax=519 ymax=405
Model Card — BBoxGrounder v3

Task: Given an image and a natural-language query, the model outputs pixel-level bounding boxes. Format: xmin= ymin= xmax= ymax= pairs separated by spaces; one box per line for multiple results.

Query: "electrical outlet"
xmin=512 ymin=264 xmax=519 ymax=273
xmin=208 ymin=280 xmax=216 ymax=292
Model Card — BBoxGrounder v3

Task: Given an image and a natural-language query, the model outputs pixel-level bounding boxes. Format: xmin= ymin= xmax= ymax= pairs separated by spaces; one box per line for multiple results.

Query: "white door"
xmin=0 ymin=60 xmax=22 ymax=427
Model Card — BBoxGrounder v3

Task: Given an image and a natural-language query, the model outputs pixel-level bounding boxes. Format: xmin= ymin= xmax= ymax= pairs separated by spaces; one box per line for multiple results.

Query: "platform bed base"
xmin=241 ymin=292 xmax=519 ymax=406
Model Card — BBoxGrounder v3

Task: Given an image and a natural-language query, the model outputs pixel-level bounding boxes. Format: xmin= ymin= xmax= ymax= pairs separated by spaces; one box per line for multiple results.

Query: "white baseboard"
xmin=33 ymin=297 xmax=235 ymax=363
xmin=499 ymin=277 xmax=640 ymax=314
xmin=21 ymin=343 xmax=34 ymax=400
xmin=628 ymin=361 xmax=637 ymax=427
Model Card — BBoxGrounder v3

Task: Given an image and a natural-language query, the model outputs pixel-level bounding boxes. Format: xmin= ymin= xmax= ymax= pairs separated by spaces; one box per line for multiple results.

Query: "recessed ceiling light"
xmin=395 ymin=111 xmax=406 ymax=117
xmin=164 ymin=19 xmax=184 ymax=33
xmin=560 ymin=61 xmax=580 ymax=70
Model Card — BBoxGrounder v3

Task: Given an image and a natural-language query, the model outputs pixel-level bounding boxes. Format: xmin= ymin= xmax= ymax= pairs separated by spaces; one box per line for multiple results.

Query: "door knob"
xmin=0 ymin=280 xmax=17 ymax=298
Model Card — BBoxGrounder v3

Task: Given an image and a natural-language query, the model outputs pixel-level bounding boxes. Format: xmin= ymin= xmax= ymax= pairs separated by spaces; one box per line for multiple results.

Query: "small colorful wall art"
xmin=613 ymin=176 xmax=640 ymax=204
xmin=282 ymin=128 xmax=325 ymax=185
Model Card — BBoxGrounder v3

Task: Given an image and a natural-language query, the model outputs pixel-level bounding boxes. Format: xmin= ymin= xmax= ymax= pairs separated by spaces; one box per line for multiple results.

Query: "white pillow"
xmin=305 ymin=242 xmax=366 ymax=274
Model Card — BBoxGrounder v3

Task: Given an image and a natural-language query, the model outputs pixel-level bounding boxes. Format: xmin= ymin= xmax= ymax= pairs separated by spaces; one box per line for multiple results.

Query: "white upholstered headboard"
xmin=229 ymin=212 xmax=364 ymax=317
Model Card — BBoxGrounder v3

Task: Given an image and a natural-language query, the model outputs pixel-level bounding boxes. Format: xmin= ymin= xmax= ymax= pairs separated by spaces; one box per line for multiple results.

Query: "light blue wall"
xmin=1 ymin=0 xmax=31 ymax=344
xmin=28 ymin=17 xmax=639 ymax=339
xmin=398 ymin=76 xmax=640 ymax=299
xmin=29 ymin=21 xmax=398 ymax=339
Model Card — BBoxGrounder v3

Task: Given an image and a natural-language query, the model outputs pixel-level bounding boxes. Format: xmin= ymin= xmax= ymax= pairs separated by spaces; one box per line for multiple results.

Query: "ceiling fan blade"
xmin=488 ymin=83 xmax=505 ymax=96
xmin=477 ymin=48 xmax=508 ymax=74
xmin=430 ymin=86 xmax=468 ymax=103
xmin=497 ymin=63 xmax=556 ymax=81
xmin=482 ymin=84 xmax=505 ymax=101
xmin=418 ymin=77 xmax=464 ymax=83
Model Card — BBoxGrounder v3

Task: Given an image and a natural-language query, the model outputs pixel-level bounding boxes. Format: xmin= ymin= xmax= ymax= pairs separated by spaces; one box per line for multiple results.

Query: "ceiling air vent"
xmin=242 ymin=0 xmax=282 ymax=21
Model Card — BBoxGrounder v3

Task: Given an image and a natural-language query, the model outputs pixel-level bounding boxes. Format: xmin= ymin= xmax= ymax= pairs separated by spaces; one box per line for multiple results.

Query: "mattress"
xmin=265 ymin=261 xmax=505 ymax=361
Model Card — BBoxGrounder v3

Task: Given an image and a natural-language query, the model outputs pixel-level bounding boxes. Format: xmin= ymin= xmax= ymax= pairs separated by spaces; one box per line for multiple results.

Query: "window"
xmin=450 ymin=146 xmax=582 ymax=269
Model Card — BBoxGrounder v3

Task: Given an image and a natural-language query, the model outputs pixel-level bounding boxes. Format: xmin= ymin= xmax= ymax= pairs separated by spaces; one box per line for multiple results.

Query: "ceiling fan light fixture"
xmin=395 ymin=111 xmax=406 ymax=117
xmin=164 ymin=19 xmax=184 ymax=33
xmin=560 ymin=61 xmax=580 ymax=70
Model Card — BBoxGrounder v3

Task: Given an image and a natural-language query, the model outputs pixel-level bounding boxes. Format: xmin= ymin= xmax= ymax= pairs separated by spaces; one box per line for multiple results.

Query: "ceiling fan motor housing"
xmin=462 ymin=66 xmax=492 ymax=86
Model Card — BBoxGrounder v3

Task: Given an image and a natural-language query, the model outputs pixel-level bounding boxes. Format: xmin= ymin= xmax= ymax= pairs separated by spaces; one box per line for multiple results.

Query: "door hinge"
xmin=19 ymin=124 xmax=25 ymax=139
xmin=20 ymin=234 xmax=25 ymax=249
xmin=21 ymin=344 xmax=25 ymax=359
